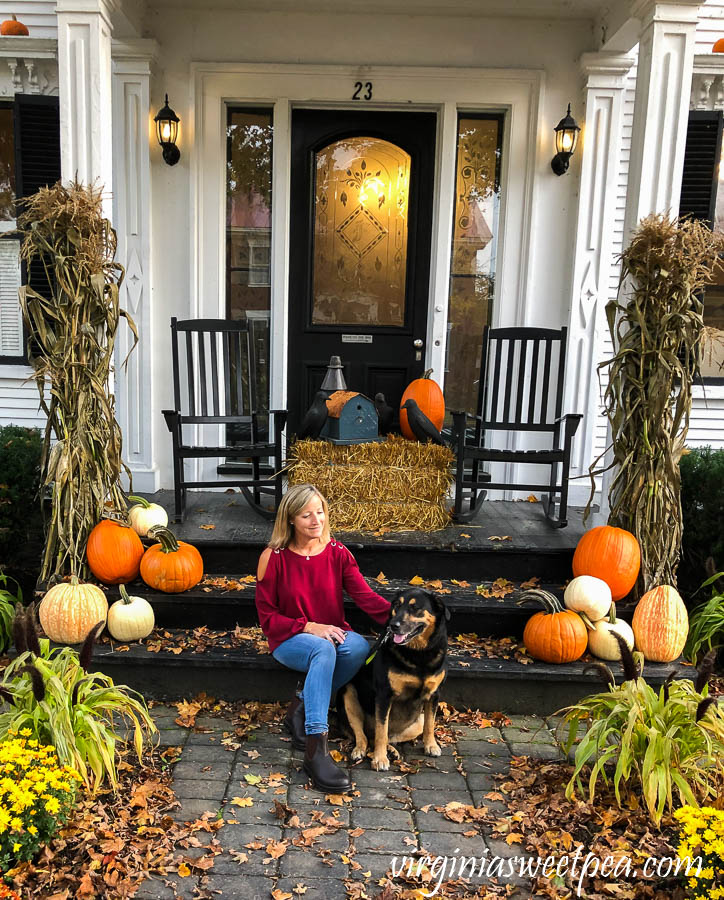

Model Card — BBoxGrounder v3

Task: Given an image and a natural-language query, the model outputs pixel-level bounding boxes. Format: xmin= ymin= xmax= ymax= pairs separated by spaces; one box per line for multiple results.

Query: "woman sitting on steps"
xmin=255 ymin=483 xmax=391 ymax=792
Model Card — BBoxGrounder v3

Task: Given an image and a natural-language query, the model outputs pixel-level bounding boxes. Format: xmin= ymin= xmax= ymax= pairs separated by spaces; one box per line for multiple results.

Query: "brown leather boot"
xmin=303 ymin=732 xmax=351 ymax=793
xmin=283 ymin=696 xmax=306 ymax=750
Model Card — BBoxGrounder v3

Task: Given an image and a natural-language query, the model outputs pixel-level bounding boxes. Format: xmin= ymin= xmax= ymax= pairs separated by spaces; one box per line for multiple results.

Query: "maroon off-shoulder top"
xmin=255 ymin=540 xmax=391 ymax=652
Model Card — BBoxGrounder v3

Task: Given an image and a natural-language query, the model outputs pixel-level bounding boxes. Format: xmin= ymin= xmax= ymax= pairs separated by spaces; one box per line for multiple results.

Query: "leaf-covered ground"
xmin=4 ymin=695 xmax=718 ymax=899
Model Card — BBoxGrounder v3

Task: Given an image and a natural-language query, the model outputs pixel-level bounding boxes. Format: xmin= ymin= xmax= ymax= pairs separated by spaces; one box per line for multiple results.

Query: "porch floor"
xmin=144 ymin=489 xmax=590 ymax=551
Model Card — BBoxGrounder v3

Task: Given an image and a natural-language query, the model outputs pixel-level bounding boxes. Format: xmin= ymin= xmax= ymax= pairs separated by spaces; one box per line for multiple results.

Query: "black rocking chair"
xmin=451 ymin=325 xmax=582 ymax=527
xmin=162 ymin=317 xmax=287 ymax=522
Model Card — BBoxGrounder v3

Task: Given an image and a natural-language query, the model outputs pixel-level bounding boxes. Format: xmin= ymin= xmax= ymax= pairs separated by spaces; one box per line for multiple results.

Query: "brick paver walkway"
xmin=136 ymin=708 xmax=568 ymax=899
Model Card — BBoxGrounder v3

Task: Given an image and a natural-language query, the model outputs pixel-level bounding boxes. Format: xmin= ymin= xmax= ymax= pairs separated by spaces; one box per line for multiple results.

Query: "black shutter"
xmin=13 ymin=95 xmax=61 ymax=363
xmin=679 ymin=110 xmax=723 ymax=226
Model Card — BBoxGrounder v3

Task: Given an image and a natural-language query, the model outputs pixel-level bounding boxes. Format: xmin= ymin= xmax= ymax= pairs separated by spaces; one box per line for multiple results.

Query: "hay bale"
xmin=289 ymin=434 xmax=453 ymax=532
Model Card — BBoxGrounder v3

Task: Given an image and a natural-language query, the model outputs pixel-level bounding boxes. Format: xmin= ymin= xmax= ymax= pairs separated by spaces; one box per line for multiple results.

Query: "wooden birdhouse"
xmin=321 ymin=391 xmax=378 ymax=444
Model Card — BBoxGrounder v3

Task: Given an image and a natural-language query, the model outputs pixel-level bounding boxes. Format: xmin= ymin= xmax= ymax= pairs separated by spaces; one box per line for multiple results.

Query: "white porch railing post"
xmin=598 ymin=0 xmax=701 ymax=524
xmin=112 ymin=40 xmax=160 ymax=494
xmin=565 ymin=51 xmax=634 ymax=511
xmin=56 ymin=0 xmax=116 ymax=211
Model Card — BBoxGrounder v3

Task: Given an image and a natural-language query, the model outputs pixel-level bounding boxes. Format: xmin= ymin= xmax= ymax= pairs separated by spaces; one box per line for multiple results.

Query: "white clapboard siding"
xmin=0 ymin=366 xmax=49 ymax=430
xmin=0 ymin=2 xmax=57 ymax=39
xmin=0 ymin=239 xmax=22 ymax=358
xmin=688 ymin=397 xmax=724 ymax=448
xmin=695 ymin=0 xmax=724 ymax=55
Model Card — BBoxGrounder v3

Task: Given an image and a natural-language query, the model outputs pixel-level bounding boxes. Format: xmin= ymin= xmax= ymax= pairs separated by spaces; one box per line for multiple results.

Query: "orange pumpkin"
xmin=399 ymin=369 xmax=444 ymax=441
xmin=631 ymin=585 xmax=688 ymax=662
xmin=140 ymin=525 xmax=203 ymax=593
xmin=572 ymin=525 xmax=641 ymax=602
xmin=86 ymin=519 xmax=144 ymax=585
xmin=0 ymin=15 xmax=29 ymax=35
xmin=520 ymin=589 xmax=588 ymax=664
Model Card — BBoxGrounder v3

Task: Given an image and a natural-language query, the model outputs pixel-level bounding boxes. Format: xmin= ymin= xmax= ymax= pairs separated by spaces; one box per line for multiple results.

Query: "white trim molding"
xmin=0 ymin=37 xmax=58 ymax=97
xmin=56 ymin=0 xmax=117 ymax=209
xmin=191 ymin=62 xmax=543 ymax=485
xmin=112 ymin=39 xmax=160 ymax=493
xmin=624 ymin=0 xmax=702 ymax=239
xmin=564 ymin=51 xmax=634 ymax=506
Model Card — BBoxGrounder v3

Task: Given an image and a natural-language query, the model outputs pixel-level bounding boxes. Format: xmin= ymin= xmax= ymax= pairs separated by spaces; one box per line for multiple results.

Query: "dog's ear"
xmin=431 ymin=592 xmax=451 ymax=621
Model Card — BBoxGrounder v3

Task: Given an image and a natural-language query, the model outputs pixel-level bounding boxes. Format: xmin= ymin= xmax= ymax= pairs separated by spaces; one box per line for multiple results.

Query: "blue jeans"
xmin=272 ymin=631 xmax=370 ymax=735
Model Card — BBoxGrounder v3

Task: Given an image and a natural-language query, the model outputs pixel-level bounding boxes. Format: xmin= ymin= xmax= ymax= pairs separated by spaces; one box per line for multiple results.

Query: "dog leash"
xmin=365 ymin=625 xmax=392 ymax=665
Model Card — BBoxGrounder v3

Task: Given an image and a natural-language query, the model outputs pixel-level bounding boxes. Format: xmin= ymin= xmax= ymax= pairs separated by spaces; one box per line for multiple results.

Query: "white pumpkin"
xmin=127 ymin=495 xmax=168 ymax=538
xmin=107 ymin=584 xmax=155 ymax=642
xmin=585 ymin=604 xmax=635 ymax=660
xmin=564 ymin=575 xmax=612 ymax=622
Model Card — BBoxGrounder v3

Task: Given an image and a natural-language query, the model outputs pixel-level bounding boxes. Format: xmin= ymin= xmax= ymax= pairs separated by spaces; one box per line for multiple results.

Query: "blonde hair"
xmin=268 ymin=484 xmax=332 ymax=550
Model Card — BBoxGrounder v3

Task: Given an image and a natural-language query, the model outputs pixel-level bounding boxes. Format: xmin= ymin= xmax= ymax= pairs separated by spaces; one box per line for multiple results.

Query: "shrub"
xmin=0 ymin=607 xmax=157 ymax=792
xmin=679 ymin=446 xmax=724 ymax=601
xmin=0 ymin=735 xmax=80 ymax=874
xmin=556 ymin=642 xmax=724 ymax=825
xmin=674 ymin=805 xmax=723 ymax=898
xmin=0 ymin=426 xmax=43 ymax=576
xmin=685 ymin=568 xmax=724 ymax=665
xmin=0 ymin=574 xmax=18 ymax=654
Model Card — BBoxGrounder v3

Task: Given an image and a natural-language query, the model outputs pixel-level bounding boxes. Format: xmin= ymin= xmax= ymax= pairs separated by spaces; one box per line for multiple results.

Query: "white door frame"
xmin=191 ymin=62 xmax=544 ymax=483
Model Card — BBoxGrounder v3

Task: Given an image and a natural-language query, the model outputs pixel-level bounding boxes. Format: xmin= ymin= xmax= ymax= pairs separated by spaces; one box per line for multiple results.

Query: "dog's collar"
xmin=365 ymin=626 xmax=392 ymax=665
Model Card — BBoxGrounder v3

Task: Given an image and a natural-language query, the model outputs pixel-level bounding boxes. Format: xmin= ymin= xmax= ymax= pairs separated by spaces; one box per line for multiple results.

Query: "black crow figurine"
xmin=401 ymin=398 xmax=445 ymax=446
xmin=297 ymin=391 xmax=329 ymax=439
xmin=374 ymin=392 xmax=394 ymax=435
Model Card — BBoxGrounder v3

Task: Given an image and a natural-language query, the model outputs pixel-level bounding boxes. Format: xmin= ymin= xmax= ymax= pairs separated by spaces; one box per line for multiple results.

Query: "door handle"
xmin=413 ymin=339 xmax=424 ymax=348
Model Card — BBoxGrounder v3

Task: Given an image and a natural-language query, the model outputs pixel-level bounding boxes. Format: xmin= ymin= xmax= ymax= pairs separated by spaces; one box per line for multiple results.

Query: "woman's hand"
xmin=304 ymin=622 xmax=347 ymax=644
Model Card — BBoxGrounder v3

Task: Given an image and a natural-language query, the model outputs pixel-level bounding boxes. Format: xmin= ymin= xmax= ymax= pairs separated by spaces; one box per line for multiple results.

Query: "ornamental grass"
xmin=587 ymin=214 xmax=724 ymax=595
xmin=557 ymin=640 xmax=724 ymax=826
xmin=0 ymin=736 xmax=80 ymax=874
xmin=0 ymin=607 xmax=156 ymax=793
xmin=16 ymin=181 xmax=138 ymax=586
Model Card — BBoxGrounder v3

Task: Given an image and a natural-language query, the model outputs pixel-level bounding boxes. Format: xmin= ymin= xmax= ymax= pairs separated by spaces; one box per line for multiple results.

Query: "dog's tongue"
xmin=393 ymin=634 xmax=407 ymax=644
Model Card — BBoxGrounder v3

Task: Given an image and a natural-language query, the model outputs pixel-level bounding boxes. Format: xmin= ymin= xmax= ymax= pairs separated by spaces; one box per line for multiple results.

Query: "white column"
xmin=597 ymin=1 xmax=701 ymax=523
xmin=623 ymin=0 xmax=701 ymax=238
xmin=112 ymin=40 xmax=159 ymax=493
xmin=56 ymin=0 xmax=116 ymax=210
xmin=565 ymin=52 xmax=634 ymax=506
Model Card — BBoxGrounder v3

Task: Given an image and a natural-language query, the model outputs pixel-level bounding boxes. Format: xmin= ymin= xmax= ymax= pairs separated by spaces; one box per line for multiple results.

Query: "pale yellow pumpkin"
xmin=585 ymin=604 xmax=635 ymax=660
xmin=38 ymin=577 xmax=108 ymax=644
xmin=127 ymin=495 xmax=168 ymax=538
xmin=563 ymin=575 xmax=612 ymax=622
xmin=107 ymin=584 xmax=155 ymax=642
xmin=632 ymin=585 xmax=689 ymax=662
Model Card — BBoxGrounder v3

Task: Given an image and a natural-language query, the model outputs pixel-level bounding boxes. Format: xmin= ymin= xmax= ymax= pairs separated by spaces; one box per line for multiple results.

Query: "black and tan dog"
xmin=339 ymin=588 xmax=449 ymax=771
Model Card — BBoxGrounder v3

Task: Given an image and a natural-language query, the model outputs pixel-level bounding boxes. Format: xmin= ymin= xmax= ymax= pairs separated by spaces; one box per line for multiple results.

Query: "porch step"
xmin=90 ymin=629 xmax=693 ymax=715
xmin=98 ymin=576 xmax=637 ymax=637
xmin=143 ymin=491 xmax=585 ymax=584
xmin=179 ymin=538 xmax=576 ymax=584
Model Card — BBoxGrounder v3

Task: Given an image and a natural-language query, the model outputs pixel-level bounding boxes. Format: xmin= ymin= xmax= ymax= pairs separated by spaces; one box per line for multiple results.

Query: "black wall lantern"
xmin=154 ymin=94 xmax=180 ymax=166
xmin=551 ymin=103 xmax=580 ymax=176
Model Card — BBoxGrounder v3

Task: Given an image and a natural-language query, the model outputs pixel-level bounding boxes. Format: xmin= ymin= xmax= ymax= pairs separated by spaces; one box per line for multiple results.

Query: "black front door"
xmin=288 ymin=108 xmax=437 ymax=433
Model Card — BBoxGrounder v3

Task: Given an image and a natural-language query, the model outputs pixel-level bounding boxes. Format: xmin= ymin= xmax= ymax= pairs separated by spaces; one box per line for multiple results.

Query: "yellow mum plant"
xmin=674 ymin=804 xmax=724 ymax=899
xmin=0 ymin=735 xmax=80 ymax=874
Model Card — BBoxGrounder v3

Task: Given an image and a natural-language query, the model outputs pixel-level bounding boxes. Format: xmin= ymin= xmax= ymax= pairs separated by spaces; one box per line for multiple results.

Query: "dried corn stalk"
xmin=17 ymin=181 xmax=138 ymax=586
xmin=587 ymin=214 xmax=724 ymax=595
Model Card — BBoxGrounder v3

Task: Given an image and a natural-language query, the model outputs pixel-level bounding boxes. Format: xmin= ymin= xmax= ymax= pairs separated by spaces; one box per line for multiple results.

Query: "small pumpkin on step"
xmin=107 ymin=584 xmax=155 ymax=642
xmin=519 ymin=588 xmax=588 ymax=664
xmin=140 ymin=525 xmax=203 ymax=593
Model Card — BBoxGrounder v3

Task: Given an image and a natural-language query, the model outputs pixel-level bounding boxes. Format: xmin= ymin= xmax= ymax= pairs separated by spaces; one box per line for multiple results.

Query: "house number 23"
xmin=353 ymin=82 xmax=373 ymax=100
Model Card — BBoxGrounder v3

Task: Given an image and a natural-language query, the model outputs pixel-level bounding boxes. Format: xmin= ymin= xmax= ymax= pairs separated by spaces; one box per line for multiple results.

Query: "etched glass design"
xmin=445 ymin=116 xmax=503 ymax=422
xmin=312 ymin=137 xmax=410 ymax=327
